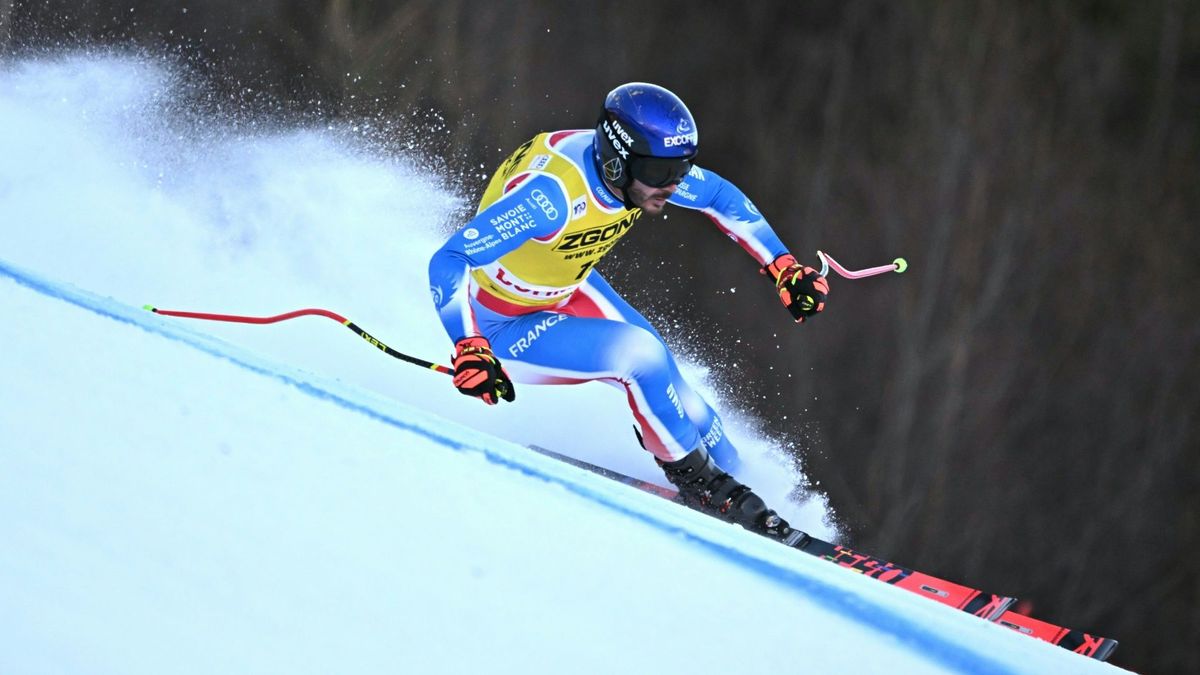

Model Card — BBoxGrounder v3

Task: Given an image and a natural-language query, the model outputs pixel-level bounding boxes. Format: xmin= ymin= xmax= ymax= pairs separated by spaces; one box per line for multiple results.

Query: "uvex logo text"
xmin=603 ymin=120 xmax=632 ymax=159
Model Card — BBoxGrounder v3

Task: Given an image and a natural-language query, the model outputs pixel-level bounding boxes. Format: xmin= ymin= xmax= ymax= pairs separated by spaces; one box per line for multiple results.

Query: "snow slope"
xmin=0 ymin=53 xmax=1128 ymax=674
xmin=0 ymin=257 xmax=1127 ymax=675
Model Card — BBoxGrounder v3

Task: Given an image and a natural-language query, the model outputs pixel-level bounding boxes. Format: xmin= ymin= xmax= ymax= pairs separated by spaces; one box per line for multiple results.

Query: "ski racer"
xmin=428 ymin=83 xmax=829 ymax=545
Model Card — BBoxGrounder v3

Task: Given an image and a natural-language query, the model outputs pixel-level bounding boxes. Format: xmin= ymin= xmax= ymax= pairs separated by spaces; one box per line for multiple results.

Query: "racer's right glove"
xmin=451 ymin=336 xmax=516 ymax=405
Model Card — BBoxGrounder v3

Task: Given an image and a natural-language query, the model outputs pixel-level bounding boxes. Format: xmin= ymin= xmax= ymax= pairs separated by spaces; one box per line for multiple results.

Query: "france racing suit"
xmin=428 ymin=129 xmax=793 ymax=471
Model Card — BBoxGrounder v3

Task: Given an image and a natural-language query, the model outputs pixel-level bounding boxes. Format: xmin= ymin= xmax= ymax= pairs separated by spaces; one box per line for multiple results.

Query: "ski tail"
xmin=527 ymin=445 xmax=679 ymax=499
xmin=996 ymin=610 xmax=1119 ymax=661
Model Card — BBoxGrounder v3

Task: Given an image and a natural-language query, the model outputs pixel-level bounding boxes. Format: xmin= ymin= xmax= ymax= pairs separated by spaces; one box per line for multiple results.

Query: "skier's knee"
xmin=612 ymin=326 xmax=671 ymax=376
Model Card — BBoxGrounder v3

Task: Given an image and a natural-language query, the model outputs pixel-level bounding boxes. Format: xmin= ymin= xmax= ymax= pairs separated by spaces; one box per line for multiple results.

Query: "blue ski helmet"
xmin=594 ymin=83 xmax=698 ymax=190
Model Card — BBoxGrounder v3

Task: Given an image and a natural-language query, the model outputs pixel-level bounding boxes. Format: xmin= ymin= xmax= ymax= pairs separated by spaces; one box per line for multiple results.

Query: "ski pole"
xmin=816 ymin=250 xmax=908 ymax=279
xmin=144 ymin=253 xmax=904 ymax=373
xmin=143 ymin=305 xmax=453 ymax=375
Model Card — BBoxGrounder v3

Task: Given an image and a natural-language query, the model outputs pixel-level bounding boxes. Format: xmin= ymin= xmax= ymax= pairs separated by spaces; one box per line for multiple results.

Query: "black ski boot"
xmin=658 ymin=448 xmax=809 ymax=548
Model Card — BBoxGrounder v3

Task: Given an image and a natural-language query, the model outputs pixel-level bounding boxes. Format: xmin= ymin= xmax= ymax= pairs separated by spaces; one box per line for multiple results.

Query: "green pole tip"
xmin=893 ymin=258 xmax=908 ymax=273
xmin=142 ymin=304 xmax=155 ymax=311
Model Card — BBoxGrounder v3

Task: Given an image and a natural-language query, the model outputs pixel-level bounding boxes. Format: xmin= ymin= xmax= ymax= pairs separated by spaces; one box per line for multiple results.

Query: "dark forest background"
xmin=5 ymin=1 xmax=1198 ymax=671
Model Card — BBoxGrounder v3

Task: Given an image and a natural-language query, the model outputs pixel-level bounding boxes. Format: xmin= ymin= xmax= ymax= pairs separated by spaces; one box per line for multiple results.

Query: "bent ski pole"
xmin=143 ymin=305 xmax=453 ymax=375
xmin=816 ymin=250 xmax=908 ymax=279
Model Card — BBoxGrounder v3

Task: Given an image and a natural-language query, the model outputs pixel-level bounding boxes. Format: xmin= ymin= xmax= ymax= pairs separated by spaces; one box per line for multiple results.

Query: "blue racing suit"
xmin=428 ymin=129 xmax=793 ymax=469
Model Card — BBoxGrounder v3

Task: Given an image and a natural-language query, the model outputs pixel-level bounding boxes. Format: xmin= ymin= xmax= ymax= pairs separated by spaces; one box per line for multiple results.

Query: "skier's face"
xmin=626 ymin=178 xmax=676 ymax=215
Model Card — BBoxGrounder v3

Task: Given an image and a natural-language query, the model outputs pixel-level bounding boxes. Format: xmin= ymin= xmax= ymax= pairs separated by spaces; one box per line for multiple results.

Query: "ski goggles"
xmin=628 ymin=154 xmax=694 ymax=188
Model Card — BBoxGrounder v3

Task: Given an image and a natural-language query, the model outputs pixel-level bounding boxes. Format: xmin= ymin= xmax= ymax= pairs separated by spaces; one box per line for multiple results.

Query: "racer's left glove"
xmin=763 ymin=253 xmax=829 ymax=323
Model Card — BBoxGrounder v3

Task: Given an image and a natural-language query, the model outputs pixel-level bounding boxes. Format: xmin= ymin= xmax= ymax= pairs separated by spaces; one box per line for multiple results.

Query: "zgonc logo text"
xmin=553 ymin=215 xmax=636 ymax=252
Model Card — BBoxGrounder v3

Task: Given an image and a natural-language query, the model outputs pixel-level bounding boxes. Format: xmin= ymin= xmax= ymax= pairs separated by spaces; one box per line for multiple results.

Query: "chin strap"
xmin=619 ymin=187 xmax=637 ymax=211
xmin=603 ymin=176 xmax=637 ymax=211
xmin=600 ymin=179 xmax=636 ymax=211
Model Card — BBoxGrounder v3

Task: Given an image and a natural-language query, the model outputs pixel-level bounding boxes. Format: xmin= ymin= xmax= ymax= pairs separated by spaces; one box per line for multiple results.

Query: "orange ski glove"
xmin=763 ymin=253 xmax=829 ymax=323
xmin=451 ymin=337 xmax=516 ymax=405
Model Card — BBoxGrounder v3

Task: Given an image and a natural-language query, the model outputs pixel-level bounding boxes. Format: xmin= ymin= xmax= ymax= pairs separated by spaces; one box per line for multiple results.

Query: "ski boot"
xmin=658 ymin=448 xmax=809 ymax=549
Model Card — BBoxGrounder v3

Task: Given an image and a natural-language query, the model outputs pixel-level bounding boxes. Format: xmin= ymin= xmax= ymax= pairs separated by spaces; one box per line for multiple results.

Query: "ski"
xmin=996 ymin=610 xmax=1119 ymax=662
xmin=528 ymin=445 xmax=1117 ymax=662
